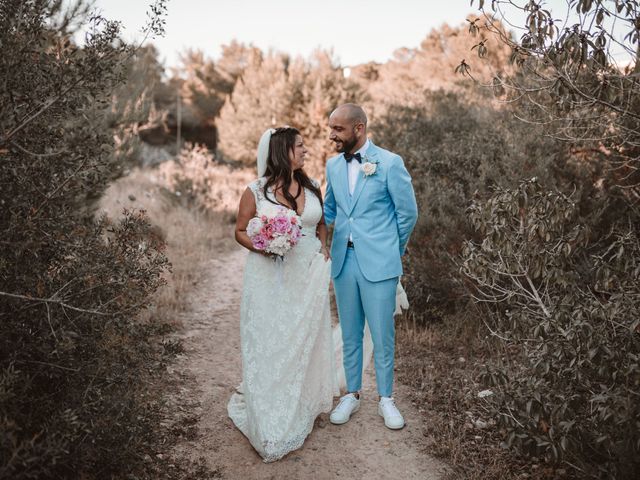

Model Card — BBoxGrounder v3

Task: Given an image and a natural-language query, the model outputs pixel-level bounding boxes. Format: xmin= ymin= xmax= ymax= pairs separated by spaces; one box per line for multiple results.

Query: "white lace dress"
xmin=227 ymin=177 xmax=340 ymax=463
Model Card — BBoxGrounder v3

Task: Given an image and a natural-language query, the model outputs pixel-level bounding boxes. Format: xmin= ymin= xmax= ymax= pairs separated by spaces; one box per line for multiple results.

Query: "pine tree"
xmin=217 ymin=49 xmax=361 ymax=178
xmin=217 ymin=52 xmax=293 ymax=165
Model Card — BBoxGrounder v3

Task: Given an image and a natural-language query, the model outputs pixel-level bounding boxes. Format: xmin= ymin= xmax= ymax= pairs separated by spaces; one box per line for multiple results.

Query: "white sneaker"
xmin=378 ymin=397 xmax=405 ymax=429
xmin=329 ymin=393 xmax=360 ymax=425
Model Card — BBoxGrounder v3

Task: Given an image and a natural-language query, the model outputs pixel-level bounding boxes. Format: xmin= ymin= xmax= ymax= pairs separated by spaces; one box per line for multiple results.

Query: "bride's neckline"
xmin=266 ymin=183 xmax=307 ymax=217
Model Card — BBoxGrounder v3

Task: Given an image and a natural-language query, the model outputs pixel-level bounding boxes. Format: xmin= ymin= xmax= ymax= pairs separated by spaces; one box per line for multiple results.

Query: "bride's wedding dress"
xmin=227 ymin=177 xmax=405 ymax=462
xmin=227 ymin=177 xmax=339 ymax=462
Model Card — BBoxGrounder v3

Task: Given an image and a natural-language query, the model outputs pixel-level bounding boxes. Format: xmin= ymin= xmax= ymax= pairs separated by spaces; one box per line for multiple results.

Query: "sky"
xmin=91 ymin=0 xmax=630 ymax=68
xmin=90 ymin=0 xmax=500 ymax=67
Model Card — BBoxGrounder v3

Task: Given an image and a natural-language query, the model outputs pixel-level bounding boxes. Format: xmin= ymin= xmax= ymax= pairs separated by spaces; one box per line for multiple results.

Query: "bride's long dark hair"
xmin=263 ymin=127 xmax=322 ymax=212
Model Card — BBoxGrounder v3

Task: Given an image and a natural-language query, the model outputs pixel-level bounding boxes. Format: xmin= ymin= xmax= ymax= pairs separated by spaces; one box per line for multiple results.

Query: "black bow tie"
xmin=344 ymin=152 xmax=362 ymax=163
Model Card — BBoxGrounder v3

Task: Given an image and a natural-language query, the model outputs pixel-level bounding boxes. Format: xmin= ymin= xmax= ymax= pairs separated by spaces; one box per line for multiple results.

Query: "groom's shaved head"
xmin=331 ymin=103 xmax=367 ymax=128
xmin=329 ymin=103 xmax=368 ymax=154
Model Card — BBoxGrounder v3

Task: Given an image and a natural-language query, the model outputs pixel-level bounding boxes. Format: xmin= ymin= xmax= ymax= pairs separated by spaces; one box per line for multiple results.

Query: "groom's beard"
xmin=335 ymin=136 xmax=358 ymax=154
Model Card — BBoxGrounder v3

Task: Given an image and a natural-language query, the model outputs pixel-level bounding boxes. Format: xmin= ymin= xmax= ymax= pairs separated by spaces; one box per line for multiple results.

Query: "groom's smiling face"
xmin=329 ymin=113 xmax=360 ymax=154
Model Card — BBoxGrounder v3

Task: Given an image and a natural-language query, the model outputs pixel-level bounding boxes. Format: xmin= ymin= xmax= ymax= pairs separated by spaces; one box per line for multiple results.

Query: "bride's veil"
xmin=256 ymin=128 xmax=275 ymax=177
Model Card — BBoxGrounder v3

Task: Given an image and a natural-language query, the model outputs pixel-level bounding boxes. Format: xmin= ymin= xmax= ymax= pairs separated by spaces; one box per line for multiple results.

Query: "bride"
xmin=227 ymin=126 xmax=339 ymax=462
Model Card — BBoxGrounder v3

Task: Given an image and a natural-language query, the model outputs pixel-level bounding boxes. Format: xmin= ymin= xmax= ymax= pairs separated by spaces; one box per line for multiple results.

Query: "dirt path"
xmin=169 ymin=242 xmax=447 ymax=479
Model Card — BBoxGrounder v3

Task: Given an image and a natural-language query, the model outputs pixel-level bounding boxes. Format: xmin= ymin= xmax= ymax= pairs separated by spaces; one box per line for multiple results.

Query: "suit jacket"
xmin=324 ymin=141 xmax=418 ymax=281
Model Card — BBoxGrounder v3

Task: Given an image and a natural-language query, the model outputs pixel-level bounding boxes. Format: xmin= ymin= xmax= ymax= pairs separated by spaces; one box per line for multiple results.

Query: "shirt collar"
xmin=354 ymin=139 xmax=370 ymax=159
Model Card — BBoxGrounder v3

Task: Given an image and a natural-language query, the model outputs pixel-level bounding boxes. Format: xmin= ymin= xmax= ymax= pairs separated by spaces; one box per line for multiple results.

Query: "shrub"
xmin=450 ymin=2 xmax=640 ymax=477
xmin=461 ymin=178 xmax=640 ymax=478
xmin=157 ymin=143 xmax=254 ymax=213
xmin=465 ymin=0 xmax=640 ymax=194
xmin=0 ymin=1 xmax=173 ymax=478
xmin=373 ymin=91 xmax=576 ymax=317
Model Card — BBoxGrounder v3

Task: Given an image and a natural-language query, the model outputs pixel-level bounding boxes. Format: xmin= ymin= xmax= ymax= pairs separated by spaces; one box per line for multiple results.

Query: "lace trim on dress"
xmin=228 ymin=176 xmax=338 ymax=463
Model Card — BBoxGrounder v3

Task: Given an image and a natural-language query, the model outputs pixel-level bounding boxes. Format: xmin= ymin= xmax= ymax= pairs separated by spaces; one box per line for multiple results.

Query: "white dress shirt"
xmin=347 ymin=139 xmax=370 ymax=195
xmin=347 ymin=139 xmax=369 ymax=242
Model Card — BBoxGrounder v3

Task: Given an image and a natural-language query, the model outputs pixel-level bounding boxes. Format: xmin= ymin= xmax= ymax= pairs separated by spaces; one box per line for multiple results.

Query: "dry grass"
xmin=99 ymin=167 xmax=237 ymax=326
xmin=396 ymin=311 xmax=561 ymax=480
xmin=97 ymin=165 xmax=238 ymax=479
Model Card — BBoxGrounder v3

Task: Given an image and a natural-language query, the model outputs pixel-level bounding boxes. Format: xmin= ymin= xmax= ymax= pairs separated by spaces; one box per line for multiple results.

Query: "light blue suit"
xmin=324 ymin=141 xmax=418 ymax=397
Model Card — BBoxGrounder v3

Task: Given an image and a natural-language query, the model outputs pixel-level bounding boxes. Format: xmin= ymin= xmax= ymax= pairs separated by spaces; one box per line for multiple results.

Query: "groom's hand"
xmin=321 ymin=246 xmax=331 ymax=262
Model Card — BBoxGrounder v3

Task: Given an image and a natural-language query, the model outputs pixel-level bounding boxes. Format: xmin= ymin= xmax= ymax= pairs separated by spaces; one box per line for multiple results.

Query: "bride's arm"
xmin=235 ymin=187 xmax=269 ymax=256
xmin=317 ymin=218 xmax=330 ymax=261
xmin=316 ymin=196 xmax=331 ymax=261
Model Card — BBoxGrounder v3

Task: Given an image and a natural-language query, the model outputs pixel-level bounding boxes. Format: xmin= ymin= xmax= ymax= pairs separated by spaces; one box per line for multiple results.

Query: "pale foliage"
xmin=158 ymin=143 xmax=254 ymax=212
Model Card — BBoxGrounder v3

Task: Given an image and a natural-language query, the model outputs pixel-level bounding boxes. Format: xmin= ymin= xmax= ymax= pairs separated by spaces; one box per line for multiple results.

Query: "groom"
xmin=324 ymin=104 xmax=418 ymax=429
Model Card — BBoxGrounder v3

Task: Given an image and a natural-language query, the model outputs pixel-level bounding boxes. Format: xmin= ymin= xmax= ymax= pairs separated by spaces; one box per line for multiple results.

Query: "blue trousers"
xmin=334 ymin=248 xmax=398 ymax=397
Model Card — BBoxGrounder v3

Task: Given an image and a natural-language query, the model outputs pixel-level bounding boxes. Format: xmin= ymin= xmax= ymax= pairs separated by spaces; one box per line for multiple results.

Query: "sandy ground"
xmin=168 ymin=242 xmax=448 ymax=480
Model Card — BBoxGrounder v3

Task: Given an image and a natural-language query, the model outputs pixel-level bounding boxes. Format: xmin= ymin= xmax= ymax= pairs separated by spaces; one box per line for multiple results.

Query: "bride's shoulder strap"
xmin=247 ymin=177 xmax=266 ymax=203
xmin=310 ymin=178 xmax=320 ymax=189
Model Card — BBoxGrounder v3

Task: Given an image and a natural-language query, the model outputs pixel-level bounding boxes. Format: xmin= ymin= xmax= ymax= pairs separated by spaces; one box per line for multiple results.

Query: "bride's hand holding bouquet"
xmin=246 ymin=204 xmax=301 ymax=259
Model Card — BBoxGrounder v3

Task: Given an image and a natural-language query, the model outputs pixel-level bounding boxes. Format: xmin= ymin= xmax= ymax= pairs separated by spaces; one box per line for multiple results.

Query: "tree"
xmin=156 ymin=42 xmax=261 ymax=149
xmin=348 ymin=18 xmax=513 ymax=119
xmin=217 ymin=49 xmax=361 ymax=178
xmin=0 ymin=1 xmax=172 ymax=477
xmin=455 ymin=2 xmax=640 ymax=476
xmin=217 ymin=52 xmax=292 ymax=165
xmin=463 ymin=0 xmax=640 ymax=193
xmin=110 ymin=44 xmax=167 ymax=163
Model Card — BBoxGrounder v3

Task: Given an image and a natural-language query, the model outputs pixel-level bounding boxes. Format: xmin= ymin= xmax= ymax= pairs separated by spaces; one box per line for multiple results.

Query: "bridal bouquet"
xmin=247 ymin=204 xmax=302 ymax=257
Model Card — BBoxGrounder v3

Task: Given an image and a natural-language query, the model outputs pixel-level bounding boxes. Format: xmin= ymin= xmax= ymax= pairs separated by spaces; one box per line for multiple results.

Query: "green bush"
xmin=0 ymin=2 xmax=173 ymax=478
xmin=461 ymin=178 xmax=640 ymax=478
xmin=451 ymin=3 xmax=640 ymax=476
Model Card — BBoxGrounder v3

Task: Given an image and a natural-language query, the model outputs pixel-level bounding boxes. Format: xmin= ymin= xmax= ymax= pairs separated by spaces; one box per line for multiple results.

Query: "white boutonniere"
xmin=361 ymin=157 xmax=379 ymax=177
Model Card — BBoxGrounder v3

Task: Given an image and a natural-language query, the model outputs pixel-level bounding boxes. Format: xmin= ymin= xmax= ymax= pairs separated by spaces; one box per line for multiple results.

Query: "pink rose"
xmin=261 ymin=223 xmax=274 ymax=238
xmin=289 ymin=227 xmax=301 ymax=244
xmin=273 ymin=216 xmax=290 ymax=235
xmin=252 ymin=233 xmax=268 ymax=251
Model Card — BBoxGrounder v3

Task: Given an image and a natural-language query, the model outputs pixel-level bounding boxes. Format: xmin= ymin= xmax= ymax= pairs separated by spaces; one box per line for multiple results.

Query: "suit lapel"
xmin=335 ymin=155 xmax=350 ymax=208
xmin=348 ymin=169 xmax=366 ymax=213
xmin=347 ymin=142 xmax=378 ymax=214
